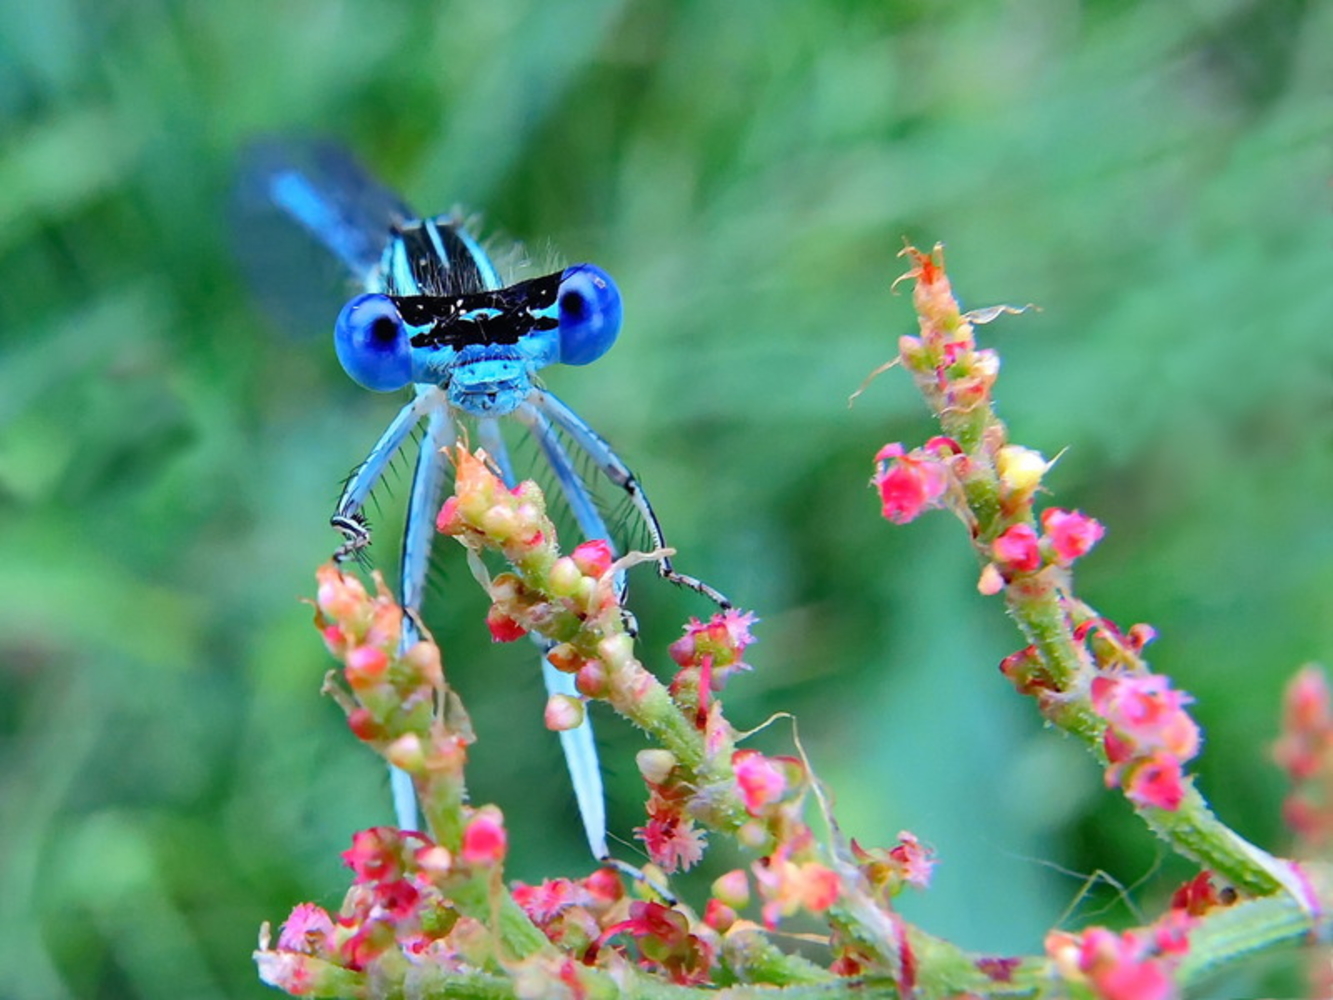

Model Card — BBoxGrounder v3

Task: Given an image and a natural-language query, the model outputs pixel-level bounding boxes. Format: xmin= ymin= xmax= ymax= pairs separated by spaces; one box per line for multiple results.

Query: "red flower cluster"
xmin=594 ymin=901 xmax=718 ymax=986
xmin=1092 ymin=673 xmax=1201 ymax=811
xmin=511 ymin=868 xmax=624 ymax=954
xmin=1047 ymin=910 xmax=1195 ymax=1000
xmin=983 ymin=508 xmax=1105 ymax=592
xmin=1273 ymin=666 xmax=1333 ymax=846
xmin=850 ymin=831 xmax=936 ymax=904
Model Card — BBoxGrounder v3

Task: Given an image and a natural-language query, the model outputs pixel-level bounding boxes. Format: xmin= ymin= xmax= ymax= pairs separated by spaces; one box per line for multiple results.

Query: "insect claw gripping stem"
xmin=330 ymin=512 xmax=371 ymax=564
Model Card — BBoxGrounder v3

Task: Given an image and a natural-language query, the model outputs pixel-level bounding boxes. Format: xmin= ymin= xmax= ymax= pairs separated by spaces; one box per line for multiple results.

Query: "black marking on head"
xmin=400 ymin=270 xmax=563 ymax=350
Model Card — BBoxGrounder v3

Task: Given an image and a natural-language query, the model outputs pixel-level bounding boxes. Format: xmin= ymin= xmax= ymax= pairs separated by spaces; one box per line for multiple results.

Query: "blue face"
xmin=332 ymin=220 xmax=623 ymax=417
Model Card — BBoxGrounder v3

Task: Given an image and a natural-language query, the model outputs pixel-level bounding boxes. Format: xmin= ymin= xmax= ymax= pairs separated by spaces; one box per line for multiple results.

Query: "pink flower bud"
xmin=434 ymin=495 xmax=461 ymax=534
xmin=575 ymin=658 xmax=609 ymax=698
xmin=461 ymin=808 xmax=508 ymax=867
xmin=276 ymin=902 xmax=334 ymax=954
xmin=486 ymin=607 xmax=527 ymax=642
xmin=571 ymin=539 xmax=615 ymax=577
xmin=414 ymin=844 xmax=453 ymax=876
xmin=315 ymin=566 xmax=368 ymax=621
xmin=977 ymin=561 xmax=1005 ymax=595
xmin=385 ymin=734 xmax=425 ymax=771
xmin=702 ymin=898 xmax=737 ymax=932
xmin=544 ymin=694 xmax=585 ymax=731
xmin=872 ymin=443 xmax=950 ymax=524
xmin=711 ymin=869 xmax=751 ymax=909
xmin=1041 ymin=507 xmax=1105 ymax=564
xmin=1125 ymin=755 xmax=1186 ymax=811
xmin=992 ymin=523 xmax=1041 ymax=573
xmin=733 ymin=750 xmax=787 ymax=815
xmin=344 ymin=645 xmax=389 ymax=689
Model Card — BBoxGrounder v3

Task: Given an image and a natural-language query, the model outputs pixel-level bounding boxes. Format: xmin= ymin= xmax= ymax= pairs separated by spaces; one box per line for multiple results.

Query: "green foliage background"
xmin=1 ymin=1 xmax=1328 ymax=997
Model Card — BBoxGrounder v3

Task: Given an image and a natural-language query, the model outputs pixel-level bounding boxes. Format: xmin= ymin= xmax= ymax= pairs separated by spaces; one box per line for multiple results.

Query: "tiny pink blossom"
xmin=635 ymin=812 xmax=707 ymax=873
xmin=872 ymin=443 xmax=950 ymax=524
xmin=1092 ymin=958 xmax=1173 ymax=1000
xmin=733 ymin=750 xmax=787 ymax=815
xmin=1041 ymin=507 xmax=1105 ymax=564
xmin=753 ymin=856 xmax=841 ymax=928
xmin=669 ymin=609 xmax=758 ymax=682
xmin=255 ymin=950 xmax=319 ymax=994
xmin=460 ymin=808 xmax=508 ymax=866
xmin=1125 ymin=755 xmax=1187 ymax=811
xmin=992 ymin=523 xmax=1041 ymax=573
xmin=512 ymin=878 xmax=593 ymax=924
xmin=1075 ymin=922 xmax=1186 ymax=1000
xmin=376 ymin=878 xmax=420 ymax=920
xmin=342 ymin=827 xmax=403 ymax=884
xmin=1274 ymin=665 xmax=1333 ymax=781
xmin=1092 ymin=674 xmax=1200 ymax=763
xmin=888 ymin=831 xmax=936 ymax=889
xmin=277 ymin=903 xmax=334 ymax=954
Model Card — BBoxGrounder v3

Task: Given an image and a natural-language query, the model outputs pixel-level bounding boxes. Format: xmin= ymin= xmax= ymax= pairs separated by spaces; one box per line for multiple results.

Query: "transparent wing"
xmin=232 ymin=139 xmax=413 ymax=335
xmin=238 ymin=138 xmax=412 ymax=282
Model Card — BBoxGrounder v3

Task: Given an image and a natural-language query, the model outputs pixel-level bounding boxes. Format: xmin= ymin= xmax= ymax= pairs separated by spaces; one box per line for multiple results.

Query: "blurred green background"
xmin=1 ymin=0 xmax=1328 ymax=996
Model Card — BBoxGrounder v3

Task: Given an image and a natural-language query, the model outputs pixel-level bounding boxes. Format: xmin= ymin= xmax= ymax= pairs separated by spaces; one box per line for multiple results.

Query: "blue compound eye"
xmin=334 ymin=293 xmax=412 ymax=392
xmin=556 ymin=264 xmax=621 ymax=366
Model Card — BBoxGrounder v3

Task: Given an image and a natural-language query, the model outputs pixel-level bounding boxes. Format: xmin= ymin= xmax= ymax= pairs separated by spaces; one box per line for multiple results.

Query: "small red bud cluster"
xmin=312 ymin=564 xmax=458 ymax=787
xmin=436 ymin=448 xmax=625 ymax=642
xmin=1046 ymin=906 xmax=1197 ymax=1000
xmin=258 ymin=819 xmax=513 ymax=992
xmin=1273 ymin=665 xmax=1333 ymax=847
xmin=893 ymin=245 xmax=1001 ymax=419
xmin=1092 ymin=672 xmax=1200 ymax=811
xmin=981 ymin=507 xmax=1105 ymax=593
xmin=509 ymin=868 xmax=624 ymax=956
xmin=876 ymin=246 xmax=1204 ymax=817
xmin=850 ymin=831 xmax=936 ymax=906
xmin=592 ymin=899 xmax=719 ymax=986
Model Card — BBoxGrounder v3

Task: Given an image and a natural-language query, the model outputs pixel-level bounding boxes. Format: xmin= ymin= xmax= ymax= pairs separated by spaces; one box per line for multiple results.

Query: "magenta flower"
xmin=733 ymin=749 xmax=788 ymax=815
xmin=872 ymin=443 xmax=950 ymax=524
xmin=992 ymin=523 xmax=1042 ymax=573
xmin=1041 ymin=507 xmax=1105 ymax=564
